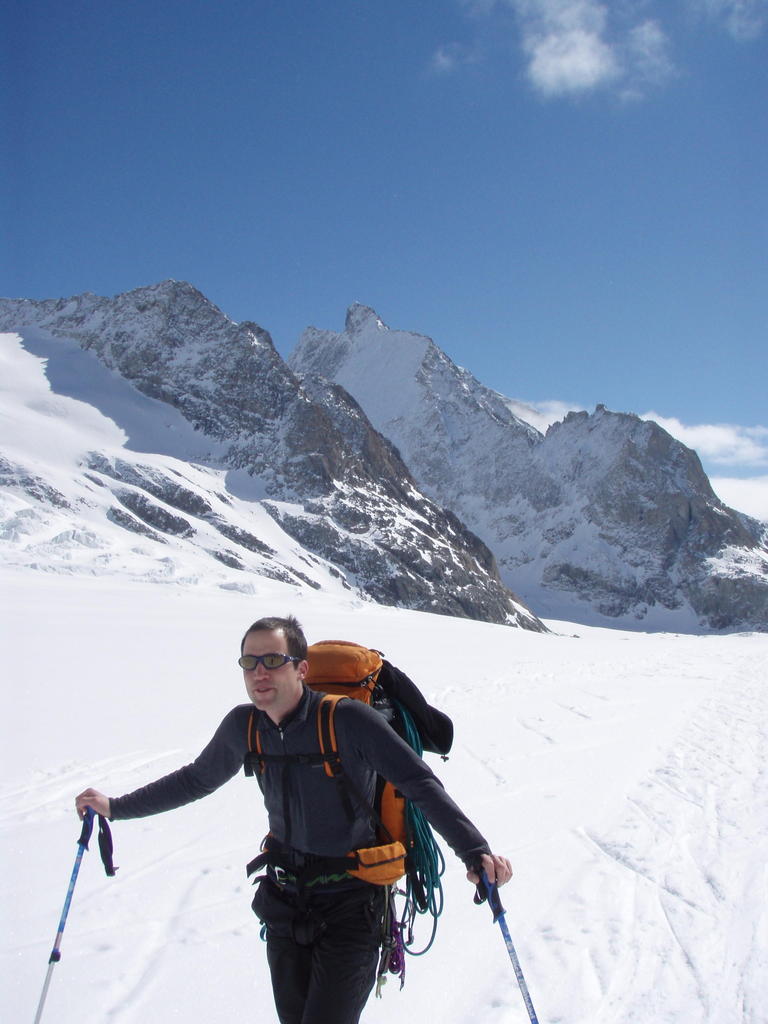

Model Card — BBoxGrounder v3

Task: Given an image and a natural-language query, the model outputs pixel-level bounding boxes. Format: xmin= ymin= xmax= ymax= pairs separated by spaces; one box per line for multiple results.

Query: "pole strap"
xmin=77 ymin=810 xmax=118 ymax=876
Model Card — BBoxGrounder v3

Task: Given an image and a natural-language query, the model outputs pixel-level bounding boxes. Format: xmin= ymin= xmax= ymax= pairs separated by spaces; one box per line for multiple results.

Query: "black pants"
xmin=252 ymin=879 xmax=384 ymax=1024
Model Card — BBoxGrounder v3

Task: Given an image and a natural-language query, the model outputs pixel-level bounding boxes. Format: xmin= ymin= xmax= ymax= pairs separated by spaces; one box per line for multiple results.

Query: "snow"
xmin=296 ymin=320 xmax=432 ymax=431
xmin=4 ymin=328 xmax=229 ymax=464
xmin=1 ymin=574 xmax=766 ymax=1024
xmin=2 ymin=314 xmax=768 ymax=1023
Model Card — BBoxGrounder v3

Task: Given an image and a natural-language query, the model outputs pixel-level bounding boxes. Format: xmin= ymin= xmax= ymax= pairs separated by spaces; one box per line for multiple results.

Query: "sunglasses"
xmin=238 ymin=653 xmax=301 ymax=671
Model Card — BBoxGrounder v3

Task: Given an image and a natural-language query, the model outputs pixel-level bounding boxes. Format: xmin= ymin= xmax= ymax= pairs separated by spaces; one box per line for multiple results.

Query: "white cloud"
xmin=625 ymin=19 xmax=676 ymax=86
xmin=525 ymin=24 xmax=620 ymax=94
xmin=505 ymin=397 xmax=585 ymax=431
xmin=430 ymin=42 xmax=478 ymax=73
xmin=499 ymin=1 xmax=678 ymax=98
xmin=710 ymin=475 xmax=768 ymax=521
xmin=440 ymin=0 xmax=764 ymax=99
xmin=642 ymin=412 xmax=768 ymax=467
xmin=694 ymin=0 xmax=768 ymax=41
xmin=511 ymin=0 xmax=621 ymax=95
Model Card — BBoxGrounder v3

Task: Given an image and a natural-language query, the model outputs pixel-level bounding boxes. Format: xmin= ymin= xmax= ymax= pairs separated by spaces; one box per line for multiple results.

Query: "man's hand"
xmin=467 ymin=852 xmax=513 ymax=887
xmin=75 ymin=788 xmax=111 ymax=820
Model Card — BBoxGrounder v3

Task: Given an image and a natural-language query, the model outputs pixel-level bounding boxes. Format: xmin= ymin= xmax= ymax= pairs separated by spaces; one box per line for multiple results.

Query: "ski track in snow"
xmin=0 ymin=752 xmax=182 ymax=828
xmin=101 ymin=870 xmax=210 ymax=1020
xmin=540 ymin=677 xmax=768 ymax=1024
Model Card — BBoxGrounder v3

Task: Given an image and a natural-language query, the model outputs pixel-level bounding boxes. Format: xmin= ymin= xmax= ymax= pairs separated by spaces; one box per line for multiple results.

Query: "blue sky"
xmin=2 ymin=0 xmax=767 ymax=515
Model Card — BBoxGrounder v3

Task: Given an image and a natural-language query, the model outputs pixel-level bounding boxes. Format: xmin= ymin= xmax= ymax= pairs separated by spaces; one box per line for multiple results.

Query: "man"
xmin=76 ymin=615 xmax=512 ymax=1024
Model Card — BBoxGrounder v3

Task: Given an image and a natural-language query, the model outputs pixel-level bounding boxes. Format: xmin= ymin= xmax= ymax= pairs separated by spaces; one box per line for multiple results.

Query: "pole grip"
xmin=481 ymin=870 xmax=506 ymax=922
xmin=77 ymin=806 xmax=95 ymax=849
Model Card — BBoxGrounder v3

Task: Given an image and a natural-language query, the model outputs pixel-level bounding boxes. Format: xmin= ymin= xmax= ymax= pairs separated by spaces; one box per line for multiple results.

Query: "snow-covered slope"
xmin=0 ymin=328 xmax=352 ymax=592
xmin=2 ymin=572 xmax=766 ymax=1023
xmin=290 ymin=306 xmax=768 ymax=632
xmin=0 ymin=285 xmax=542 ymax=630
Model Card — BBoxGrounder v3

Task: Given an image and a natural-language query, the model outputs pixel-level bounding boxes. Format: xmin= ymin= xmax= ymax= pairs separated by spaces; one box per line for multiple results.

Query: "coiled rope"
xmin=393 ymin=699 xmax=445 ymax=956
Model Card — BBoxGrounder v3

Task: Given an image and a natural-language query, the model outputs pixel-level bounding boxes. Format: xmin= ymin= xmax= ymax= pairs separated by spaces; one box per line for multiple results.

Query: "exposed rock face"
xmin=291 ymin=373 xmax=528 ymax=622
xmin=527 ymin=408 xmax=767 ymax=627
xmin=0 ymin=283 xmax=544 ymax=629
xmin=290 ymin=306 xmax=768 ymax=631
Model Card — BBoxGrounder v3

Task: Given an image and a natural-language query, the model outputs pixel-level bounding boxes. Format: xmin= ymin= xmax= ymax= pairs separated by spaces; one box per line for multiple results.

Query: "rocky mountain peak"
xmin=344 ymin=303 xmax=387 ymax=334
xmin=291 ymin=309 xmax=768 ymax=632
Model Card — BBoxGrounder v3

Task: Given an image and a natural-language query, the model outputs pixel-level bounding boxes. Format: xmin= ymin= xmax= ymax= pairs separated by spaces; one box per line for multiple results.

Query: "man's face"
xmin=241 ymin=628 xmax=308 ymax=724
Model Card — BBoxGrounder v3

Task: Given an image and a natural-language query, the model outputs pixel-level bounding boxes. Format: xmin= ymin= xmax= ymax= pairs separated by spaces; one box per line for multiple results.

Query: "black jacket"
xmin=110 ymin=687 xmax=490 ymax=867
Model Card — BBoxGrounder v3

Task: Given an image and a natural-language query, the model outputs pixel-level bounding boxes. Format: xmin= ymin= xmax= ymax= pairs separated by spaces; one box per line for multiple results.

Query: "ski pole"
xmin=481 ymin=870 xmax=540 ymax=1024
xmin=33 ymin=808 xmax=117 ymax=1024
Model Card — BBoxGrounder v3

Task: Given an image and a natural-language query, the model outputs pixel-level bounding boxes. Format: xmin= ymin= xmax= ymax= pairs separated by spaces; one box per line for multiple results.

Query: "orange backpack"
xmin=305 ymin=641 xmax=409 ymax=886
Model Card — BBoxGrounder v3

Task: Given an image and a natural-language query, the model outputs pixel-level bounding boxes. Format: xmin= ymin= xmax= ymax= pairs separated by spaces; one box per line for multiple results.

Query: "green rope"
xmin=393 ymin=699 xmax=446 ymax=956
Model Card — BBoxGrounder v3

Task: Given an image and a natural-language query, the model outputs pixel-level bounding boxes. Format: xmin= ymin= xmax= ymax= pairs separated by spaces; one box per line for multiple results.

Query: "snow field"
xmin=2 ymin=573 xmax=766 ymax=1022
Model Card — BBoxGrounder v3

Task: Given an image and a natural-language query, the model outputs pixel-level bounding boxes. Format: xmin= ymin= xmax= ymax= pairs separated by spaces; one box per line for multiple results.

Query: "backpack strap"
xmin=317 ymin=693 xmax=346 ymax=779
xmin=244 ymin=709 xmax=263 ymax=776
xmin=317 ymin=695 xmax=396 ymax=845
xmin=316 ymin=694 xmax=357 ymax=822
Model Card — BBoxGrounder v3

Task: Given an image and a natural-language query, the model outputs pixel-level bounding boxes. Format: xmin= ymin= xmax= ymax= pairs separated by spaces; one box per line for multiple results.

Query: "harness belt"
xmin=247 ymin=840 xmax=358 ymax=890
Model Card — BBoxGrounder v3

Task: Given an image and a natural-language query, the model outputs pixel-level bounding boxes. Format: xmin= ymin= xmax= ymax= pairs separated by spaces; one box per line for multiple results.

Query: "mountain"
xmin=290 ymin=305 xmax=768 ymax=631
xmin=0 ymin=282 xmax=543 ymax=630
